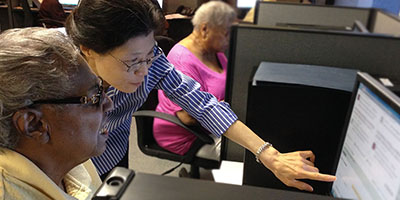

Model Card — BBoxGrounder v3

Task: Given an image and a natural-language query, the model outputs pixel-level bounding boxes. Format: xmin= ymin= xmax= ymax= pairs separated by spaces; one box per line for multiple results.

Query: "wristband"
xmin=255 ymin=142 xmax=272 ymax=163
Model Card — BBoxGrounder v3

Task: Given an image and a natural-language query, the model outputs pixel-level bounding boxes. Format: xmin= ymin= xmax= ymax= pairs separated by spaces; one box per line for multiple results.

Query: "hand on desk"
xmin=259 ymin=147 xmax=336 ymax=192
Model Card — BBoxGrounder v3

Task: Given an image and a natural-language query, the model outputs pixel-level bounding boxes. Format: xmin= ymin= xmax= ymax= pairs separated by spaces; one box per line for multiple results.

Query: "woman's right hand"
xmin=259 ymin=147 xmax=336 ymax=192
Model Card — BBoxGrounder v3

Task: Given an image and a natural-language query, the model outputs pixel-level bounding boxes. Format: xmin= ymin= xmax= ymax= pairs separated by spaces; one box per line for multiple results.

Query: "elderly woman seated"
xmin=153 ymin=1 xmax=236 ymax=160
xmin=0 ymin=27 xmax=112 ymax=199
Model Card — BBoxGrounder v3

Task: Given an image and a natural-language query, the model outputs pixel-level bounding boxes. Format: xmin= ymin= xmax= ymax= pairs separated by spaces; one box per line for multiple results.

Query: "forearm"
xmin=224 ymin=120 xmax=265 ymax=153
xmin=224 ymin=120 xmax=279 ymax=168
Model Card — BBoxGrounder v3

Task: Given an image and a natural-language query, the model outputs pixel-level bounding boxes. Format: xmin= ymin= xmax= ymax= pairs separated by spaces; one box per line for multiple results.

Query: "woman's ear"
xmin=200 ymin=23 xmax=209 ymax=40
xmin=80 ymin=45 xmax=97 ymax=59
xmin=12 ymin=109 xmax=50 ymax=144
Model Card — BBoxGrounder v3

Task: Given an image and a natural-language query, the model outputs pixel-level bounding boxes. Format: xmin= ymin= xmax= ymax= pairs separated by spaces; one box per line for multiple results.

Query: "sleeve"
xmin=153 ymin=55 xmax=238 ymax=137
xmin=168 ymin=55 xmax=205 ymax=92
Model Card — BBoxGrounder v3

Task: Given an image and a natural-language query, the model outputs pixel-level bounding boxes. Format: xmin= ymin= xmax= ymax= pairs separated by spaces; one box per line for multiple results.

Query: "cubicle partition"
xmin=226 ymin=24 xmax=400 ymax=121
xmin=369 ymin=10 xmax=400 ymax=36
xmin=254 ymin=1 xmax=400 ymax=37
xmin=254 ymin=2 xmax=372 ymax=30
xmin=223 ymin=24 xmax=400 ymax=161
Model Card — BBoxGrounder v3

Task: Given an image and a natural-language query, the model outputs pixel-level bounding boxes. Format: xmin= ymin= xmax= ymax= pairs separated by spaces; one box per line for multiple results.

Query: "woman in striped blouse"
xmin=65 ymin=0 xmax=335 ymax=192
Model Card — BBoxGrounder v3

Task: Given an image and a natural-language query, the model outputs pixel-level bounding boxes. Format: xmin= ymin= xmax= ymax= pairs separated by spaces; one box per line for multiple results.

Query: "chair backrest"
xmin=38 ymin=0 xmax=67 ymax=28
xmin=136 ymin=90 xmax=196 ymax=162
xmin=134 ymin=90 xmax=221 ymax=169
xmin=167 ymin=18 xmax=193 ymax=43
xmin=136 ymin=90 xmax=172 ymax=157
xmin=138 ymin=89 xmax=158 ymax=111
xmin=19 ymin=0 xmax=34 ymax=27
xmin=155 ymin=35 xmax=176 ymax=56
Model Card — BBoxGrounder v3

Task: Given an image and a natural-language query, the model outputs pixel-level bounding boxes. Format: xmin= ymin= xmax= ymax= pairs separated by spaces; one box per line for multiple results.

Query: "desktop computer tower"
xmin=243 ymin=62 xmax=357 ymax=195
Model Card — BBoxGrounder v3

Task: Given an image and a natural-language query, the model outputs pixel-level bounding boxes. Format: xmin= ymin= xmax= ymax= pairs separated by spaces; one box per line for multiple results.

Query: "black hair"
xmin=65 ymin=0 xmax=164 ymax=54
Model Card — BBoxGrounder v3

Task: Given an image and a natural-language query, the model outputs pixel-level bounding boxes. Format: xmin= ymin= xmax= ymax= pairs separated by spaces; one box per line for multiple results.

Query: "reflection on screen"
xmin=237 ymin=0 xmax=256 ymax=8
xmin=332 ymin=83 xmax=400 ymax=200
xmin=58 ymin=0 xmax=79 ymax=5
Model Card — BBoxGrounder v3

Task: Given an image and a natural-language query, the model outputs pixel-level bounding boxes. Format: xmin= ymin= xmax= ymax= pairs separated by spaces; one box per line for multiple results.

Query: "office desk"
xmin=119 ymin=173 xmax=341 ymax=200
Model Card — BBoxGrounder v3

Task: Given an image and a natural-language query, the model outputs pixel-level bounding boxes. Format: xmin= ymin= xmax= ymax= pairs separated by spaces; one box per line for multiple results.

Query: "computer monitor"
xmin=334 ymin=0 xmax=373 ymax=8
xmin=331 ymin=72 xmax=400 ymax=199
xmin=157 ymin=0 xmax=163 ymax=8
xmin=335 ymin=0 xmax=400 ymax=15
xmin=58 ymin=0 xmax=79 ymax=9
xmin=237 ymin=0 xmax=256 ymax=8
xmin=275 ymin=22 xmax=353 ymax=31
xmin=58 ymin=0 xmax=79 ymax=6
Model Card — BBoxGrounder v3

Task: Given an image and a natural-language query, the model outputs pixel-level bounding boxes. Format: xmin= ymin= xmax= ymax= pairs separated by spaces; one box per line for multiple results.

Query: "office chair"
xmin=19 ymin=0 xmax=34 ymax=27
xmin=6 ymin=0 xmax=37 ymax=28
xmin=166 ymin=18 xmax=193 ymax=43
xmin=133 ymin=90 xmax=222 ymax=178
xmin=37 ymin=0 xmax=67 ymax=28
xmin=155 ymin=35 xmax=175 ymax=56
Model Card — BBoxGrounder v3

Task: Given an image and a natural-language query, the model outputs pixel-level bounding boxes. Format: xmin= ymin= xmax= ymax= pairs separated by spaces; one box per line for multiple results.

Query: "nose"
xmin=134 ymin=64 xmax=149 ymax=76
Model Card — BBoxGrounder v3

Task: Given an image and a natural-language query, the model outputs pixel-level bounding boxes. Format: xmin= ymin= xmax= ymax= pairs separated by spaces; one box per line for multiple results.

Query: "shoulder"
xmin=167 ymin=44 xmax=189 ymax=59
xmin=167 ymin=45 xmax=199 ymax=69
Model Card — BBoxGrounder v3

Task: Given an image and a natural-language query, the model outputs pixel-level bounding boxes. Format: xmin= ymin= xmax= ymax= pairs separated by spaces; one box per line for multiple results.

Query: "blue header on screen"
xmin=361 ymin=83 xmax=400 ymax=121
xmin=335 ymin=0 xmax=400 ymax=15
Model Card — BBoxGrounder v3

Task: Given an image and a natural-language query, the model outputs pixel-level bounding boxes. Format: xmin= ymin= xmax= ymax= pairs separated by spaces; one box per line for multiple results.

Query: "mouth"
xmin=131 ymin=82 xmax=143 ymax=87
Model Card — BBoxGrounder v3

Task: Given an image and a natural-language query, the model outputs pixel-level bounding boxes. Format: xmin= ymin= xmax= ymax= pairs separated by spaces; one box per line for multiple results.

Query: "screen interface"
xmin=332 ymin=82 xmax=400 ymax=200
xmin=58 ymin=0 xmax=79 ymax=5
xmin=237 ymin=0 xmax=256 ymax=8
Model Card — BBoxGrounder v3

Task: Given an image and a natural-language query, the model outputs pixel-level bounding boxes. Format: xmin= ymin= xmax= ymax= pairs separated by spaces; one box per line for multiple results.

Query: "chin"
xmin=91 ymin=139 xmax=108 ymax=157
xmin=92 ymin=146 xmax=107 ymax=157
xmin=117 ymin=85 xmax=139 ymax=93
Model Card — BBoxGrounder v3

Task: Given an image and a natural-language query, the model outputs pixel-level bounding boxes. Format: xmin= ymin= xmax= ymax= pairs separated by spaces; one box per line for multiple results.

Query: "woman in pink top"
xmin=153 ymin=1 xmax=236 ymax=159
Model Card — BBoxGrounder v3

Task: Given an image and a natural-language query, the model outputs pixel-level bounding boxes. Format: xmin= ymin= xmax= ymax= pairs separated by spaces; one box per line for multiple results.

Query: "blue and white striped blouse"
xmin=91 ymin=49 xmax=238 ymax=175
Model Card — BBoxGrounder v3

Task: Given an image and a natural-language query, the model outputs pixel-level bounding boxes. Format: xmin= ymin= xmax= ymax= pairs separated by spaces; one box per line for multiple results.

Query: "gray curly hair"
xmin=191 ymin=1 xmax=236 ymax=30
xmin=0 ymin=27 xmax=81 ymax=149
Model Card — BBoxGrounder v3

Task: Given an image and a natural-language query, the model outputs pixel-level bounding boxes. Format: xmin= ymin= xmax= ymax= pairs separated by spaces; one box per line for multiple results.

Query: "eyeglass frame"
xmin=108 ymin=43 xmax=163 ymax=73
xmin=32 ymin=77 xmax=104 ymax=106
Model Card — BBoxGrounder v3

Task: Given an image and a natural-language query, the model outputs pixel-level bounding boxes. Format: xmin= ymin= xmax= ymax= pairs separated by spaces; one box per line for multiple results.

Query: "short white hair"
xmin=192 ymin=1 xmax=236 ymax=30
xmin=0 ymin=27 xmax=81 ymax=149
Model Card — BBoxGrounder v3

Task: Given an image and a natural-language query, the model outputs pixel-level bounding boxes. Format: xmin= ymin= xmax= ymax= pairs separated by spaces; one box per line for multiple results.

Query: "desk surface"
xmin=121 ymin=173 xmax=341 ymax=200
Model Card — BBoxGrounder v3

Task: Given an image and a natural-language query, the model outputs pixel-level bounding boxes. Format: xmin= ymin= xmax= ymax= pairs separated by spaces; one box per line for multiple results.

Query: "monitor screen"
xmin=332 ymin=73 xmax=400 ymax=200
xmin=335 ymin=0 xmax=400 ymax=15
xmin=58 ymin=0 xmax=79 ymax=6
xmin=334 ymin=0 xmax=373 ymax=8
xmin=157 ymin=0 xmax=163 ymax=8
xmin=237 ymin=0 xmax=256 ymax=8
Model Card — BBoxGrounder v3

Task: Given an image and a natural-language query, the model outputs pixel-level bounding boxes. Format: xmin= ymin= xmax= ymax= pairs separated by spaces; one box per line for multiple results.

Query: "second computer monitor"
xmin=332 ymin=72 xmax=400 ymax=200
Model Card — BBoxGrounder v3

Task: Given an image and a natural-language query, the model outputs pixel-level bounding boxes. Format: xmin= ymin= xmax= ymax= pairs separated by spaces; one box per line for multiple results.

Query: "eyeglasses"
xmin=109 ymin=44 xmax=163 ymax=73
xmin=33 ymin=77 xmax=104 ymax=106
